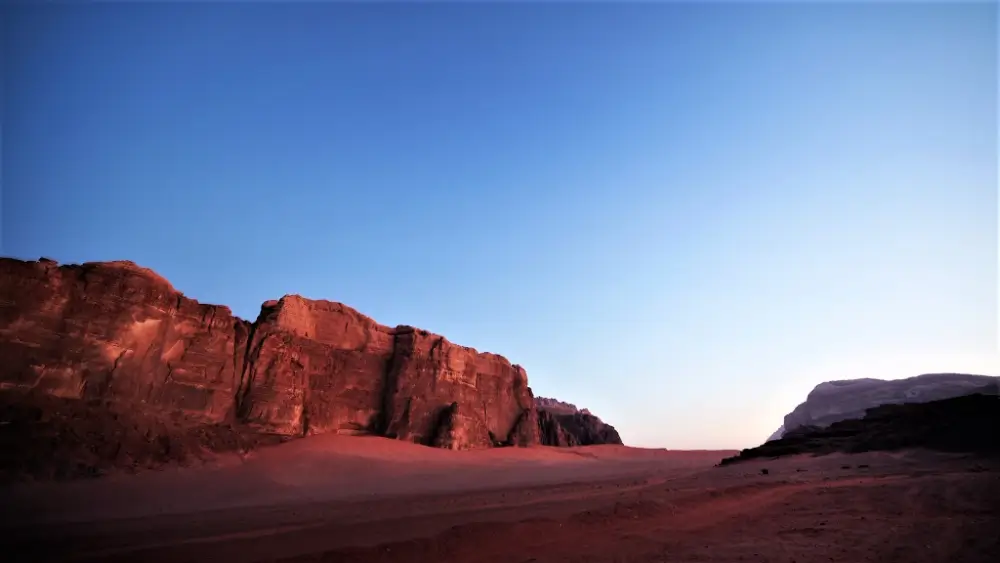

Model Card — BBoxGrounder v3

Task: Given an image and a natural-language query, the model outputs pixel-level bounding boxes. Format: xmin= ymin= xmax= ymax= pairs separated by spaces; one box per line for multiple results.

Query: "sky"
xmin=3 ymin=2 xmax=997 ymax=449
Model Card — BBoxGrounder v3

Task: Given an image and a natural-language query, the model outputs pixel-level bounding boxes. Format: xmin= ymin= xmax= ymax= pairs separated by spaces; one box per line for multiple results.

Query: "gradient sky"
xmin=3 ymin=2 xmax=997 ymax=449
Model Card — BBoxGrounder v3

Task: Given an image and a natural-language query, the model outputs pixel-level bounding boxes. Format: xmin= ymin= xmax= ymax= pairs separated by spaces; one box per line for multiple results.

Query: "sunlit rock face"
xmin=0 ymin=257 xmax=538 ymax=451
xmin=0 ymin=258 xmax=248 ymax=422
xmin=769 ymin=373 xmax=999 ymax=441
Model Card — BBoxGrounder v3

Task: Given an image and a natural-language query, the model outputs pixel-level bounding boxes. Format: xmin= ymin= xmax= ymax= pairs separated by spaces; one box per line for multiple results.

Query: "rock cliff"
xmin=0 ymin=257 xmax=545 ymax=478
xmin=770 ymin=373 xmax=999 ymax=442
xmin=723 ymin=392 xmax=1000 ymax=465
xmin=534 ymin=396 xmax=622 ymax=446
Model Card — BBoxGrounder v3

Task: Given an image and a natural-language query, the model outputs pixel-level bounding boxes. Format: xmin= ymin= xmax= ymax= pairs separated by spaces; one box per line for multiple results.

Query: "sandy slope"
xmin=1 ymin=435 xmax=729 ymax=524
xmin=1 ymin=435 xmax=997 ymax=563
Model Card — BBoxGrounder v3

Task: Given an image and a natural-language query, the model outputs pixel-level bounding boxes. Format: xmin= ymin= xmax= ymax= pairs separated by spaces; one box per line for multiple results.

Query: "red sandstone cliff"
xmin=0 ymin=258 xmax=247 ymax=420
xmin=0 ymin=257 xmax=541 ymax=477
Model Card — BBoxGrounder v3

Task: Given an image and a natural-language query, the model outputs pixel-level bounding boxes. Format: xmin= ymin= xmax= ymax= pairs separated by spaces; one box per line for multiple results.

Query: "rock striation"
xmin=534 ymin=396 xmax=622 ymax=447
xmin=769 ymin=373 xmax=1000 ymax=442
xmin=0 ymin=257 xmax=551 ymax=479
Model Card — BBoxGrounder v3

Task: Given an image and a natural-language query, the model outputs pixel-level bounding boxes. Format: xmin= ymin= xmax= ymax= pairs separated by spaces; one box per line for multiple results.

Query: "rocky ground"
xmin=1 ymin=437 xmax=997 ymax=563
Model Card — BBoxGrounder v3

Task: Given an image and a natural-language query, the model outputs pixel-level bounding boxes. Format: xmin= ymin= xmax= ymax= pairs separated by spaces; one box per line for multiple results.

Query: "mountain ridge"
xmin=0 ymin=257 xmax=621 ymax=481
xmin=770 ymin=372 xmax=999 ymax=442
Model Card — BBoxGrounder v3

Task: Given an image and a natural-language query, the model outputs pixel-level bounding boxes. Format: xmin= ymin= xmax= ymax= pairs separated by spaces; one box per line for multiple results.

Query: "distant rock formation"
xmin=769 ymin=373 xmax=999 ymax=442
xmin=766 ymin=426 xmax=785 ymax=443
xmin=0 ymin=257 xmax=627 ymax=479
xmin=534 ymin=397 xmax=591 ymax=416
xmin=534 ymin=396 xmax=622 ymax=446
xmin=722 ymin=392 xmax=1000 ymax=465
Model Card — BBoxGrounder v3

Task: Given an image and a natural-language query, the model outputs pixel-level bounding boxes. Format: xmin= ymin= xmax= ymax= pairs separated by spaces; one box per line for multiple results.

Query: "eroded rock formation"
xmin=0 ymin=257 xmax=545 ymax=474
xmin=723 ymin=392 xmax=1000 ymax=465
xmin=0 ymin=258 xmax=247 ymax=422
xmin=534 ymin=396 xmax=622 ymax=446
xmin=770 ymin=373 xmax=999 ymax=442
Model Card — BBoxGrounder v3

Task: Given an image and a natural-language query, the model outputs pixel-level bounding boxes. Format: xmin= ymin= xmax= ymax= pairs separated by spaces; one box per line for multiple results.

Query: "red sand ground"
xmin=1 ymin=435 xmax=997 ymax=563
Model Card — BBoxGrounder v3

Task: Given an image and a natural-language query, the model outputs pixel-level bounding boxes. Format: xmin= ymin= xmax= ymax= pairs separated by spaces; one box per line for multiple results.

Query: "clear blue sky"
xmin=3 ymin=2 xmax=997 ymax=449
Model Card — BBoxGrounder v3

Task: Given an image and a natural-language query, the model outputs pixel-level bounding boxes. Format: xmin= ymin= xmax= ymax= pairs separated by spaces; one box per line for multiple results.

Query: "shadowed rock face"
xmin=534 ymin=397 xmax=591 ymax=416
xmin=0 ymin=257 xmax=543 ymax=475
xmin=534 ymin=397 xmax=622 ymax=446
xmin=431 ymin=402 xmax=492 ymax=450
xmin=766 ymin=426 xmax=785 ymax=442
xmin=771 ymin=373 xmax=1000 ymax=441
xmin=722 ymin=392 xmax=1000 ymax=465
xmin=537 ymin=410 xmax=580 ymax=447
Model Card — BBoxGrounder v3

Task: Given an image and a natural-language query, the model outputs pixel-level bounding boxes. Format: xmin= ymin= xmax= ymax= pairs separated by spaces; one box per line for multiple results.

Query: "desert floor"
xmin=1 ymin=436 xmax=998 ymax=563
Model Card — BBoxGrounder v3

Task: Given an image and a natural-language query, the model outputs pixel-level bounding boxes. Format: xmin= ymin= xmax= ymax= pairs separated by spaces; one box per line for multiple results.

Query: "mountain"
xmin=0 ymin=257 xmax=618 ymax=480
xmin=722 ymin=392 xmax=1000 ymax=465
xmin=770 ymin=373 xmax=999 ymax=442
xmin=766 ymin=426 xmax=785 ymax=442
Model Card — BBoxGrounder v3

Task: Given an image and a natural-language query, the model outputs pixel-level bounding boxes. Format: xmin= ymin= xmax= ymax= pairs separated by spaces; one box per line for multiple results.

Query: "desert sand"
xmin=1 ymin=436 xmax=997 ymax=563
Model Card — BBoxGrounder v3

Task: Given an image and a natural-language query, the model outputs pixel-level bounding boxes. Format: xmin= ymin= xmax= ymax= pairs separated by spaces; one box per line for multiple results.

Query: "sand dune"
xmin=0 ymin=434 xmax=733 ymax=524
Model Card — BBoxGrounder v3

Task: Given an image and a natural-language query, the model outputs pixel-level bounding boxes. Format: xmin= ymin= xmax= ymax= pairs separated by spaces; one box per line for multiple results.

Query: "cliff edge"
xmin=0 ymin=257 xmax=565 ymax=479
xmin=770 ymin=373 xmax=999 ymax=442
xmin=722 ymin=392 xmax=1000 ymax=465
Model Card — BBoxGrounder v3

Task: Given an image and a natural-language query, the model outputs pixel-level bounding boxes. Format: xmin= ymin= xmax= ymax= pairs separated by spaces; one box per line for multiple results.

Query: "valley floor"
xmin=1 ymin=436 xmax=998 ymax=563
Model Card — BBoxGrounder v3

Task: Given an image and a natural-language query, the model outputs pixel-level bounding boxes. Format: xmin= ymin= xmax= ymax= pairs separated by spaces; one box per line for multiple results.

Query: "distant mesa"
xmin=721 ymin=391 xmax=1000 ymax=465
xmin=767 ymin=373 xmax=999 ymax=443
xmin=0 ymin=257 xmax=621 ymax=481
